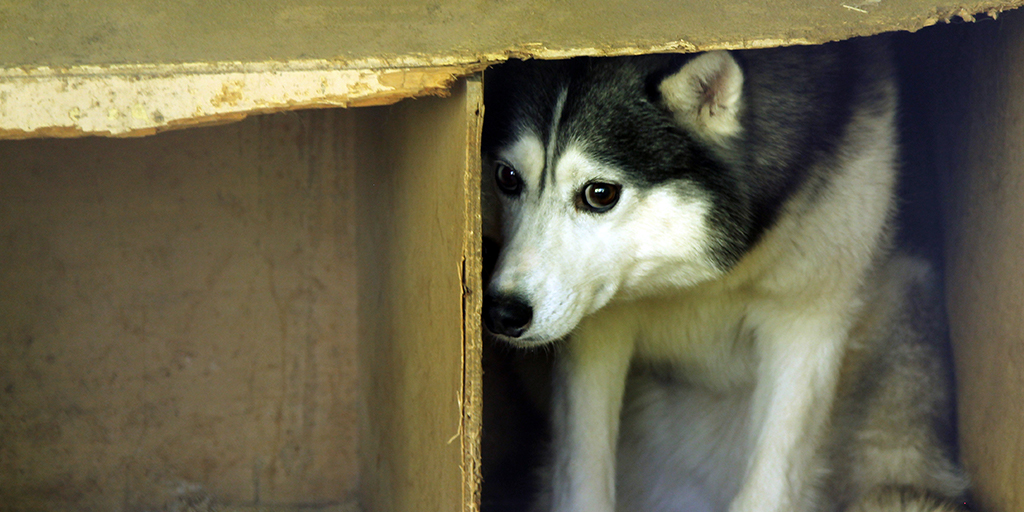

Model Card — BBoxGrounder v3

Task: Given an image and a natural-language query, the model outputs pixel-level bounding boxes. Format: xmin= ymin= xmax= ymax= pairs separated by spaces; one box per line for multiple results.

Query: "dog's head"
xmin=481 ymin=52 xmax=754 ymax=344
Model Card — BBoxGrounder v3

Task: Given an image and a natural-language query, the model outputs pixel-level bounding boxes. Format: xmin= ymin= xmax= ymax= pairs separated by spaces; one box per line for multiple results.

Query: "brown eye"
xmin=495 ymin=162 xmax=523 ymax=196
xmin=581 ymin=182 xmax=621 ymax=212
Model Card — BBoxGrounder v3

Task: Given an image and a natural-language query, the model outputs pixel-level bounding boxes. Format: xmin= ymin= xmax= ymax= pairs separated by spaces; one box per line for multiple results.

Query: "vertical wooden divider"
xmin=941 ymin=12 xmax=1024 ymax=512
xmin=354 ymin=77 xmax=483 ymax=512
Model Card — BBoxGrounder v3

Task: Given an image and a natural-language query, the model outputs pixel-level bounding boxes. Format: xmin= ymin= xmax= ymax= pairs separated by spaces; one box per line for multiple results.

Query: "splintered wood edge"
xmin=0 ymin=63 xmax=479 ymax=139
xmin=460 ymin=76 xmax=485 ymax=512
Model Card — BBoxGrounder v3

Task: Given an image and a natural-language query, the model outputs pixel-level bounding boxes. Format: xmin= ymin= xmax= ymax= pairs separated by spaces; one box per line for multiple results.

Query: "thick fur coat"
xmin=481 ymin=40 xmax=968 ymax=512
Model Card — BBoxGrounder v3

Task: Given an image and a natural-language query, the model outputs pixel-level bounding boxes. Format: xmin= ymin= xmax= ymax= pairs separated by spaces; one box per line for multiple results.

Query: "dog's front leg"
xmin=549 ymin=313 xmax=636 ymax=512
xmin=729 ymin=312 xmax=849 ymax=512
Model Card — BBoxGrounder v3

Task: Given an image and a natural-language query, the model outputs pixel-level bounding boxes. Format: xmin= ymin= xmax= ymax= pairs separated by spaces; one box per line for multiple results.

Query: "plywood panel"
xmin=940 ymin=10 xmax=1024 ymax=512
xmin=355 ymin=78 xmax=483 ymax=512
xmin=2 ymin=1 xmax=1023 ymax=138
xmin=2 ymin=0 xmax=1020 ymax=68
xmin=0 ymin=111 xmax=362 ymax=510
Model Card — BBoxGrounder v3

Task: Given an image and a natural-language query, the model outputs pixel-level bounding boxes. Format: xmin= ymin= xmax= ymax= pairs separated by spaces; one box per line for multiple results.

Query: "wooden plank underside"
xmin=0 ymin=64 xmax=467 ymax=139
xmin=1 ymin=1 xmax=1022 ymax=138
xmin=355 ymin=78 xmax=483 ymax=512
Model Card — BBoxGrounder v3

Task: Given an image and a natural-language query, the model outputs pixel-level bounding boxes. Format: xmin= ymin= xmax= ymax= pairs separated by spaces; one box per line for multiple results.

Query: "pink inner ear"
xmin=660 ymin=51 xmax=742 ymax=133
xmin=697 ymin=74 xmax=723 ymax=117
xmin=698 ymin=77 xmax=716 ymax=107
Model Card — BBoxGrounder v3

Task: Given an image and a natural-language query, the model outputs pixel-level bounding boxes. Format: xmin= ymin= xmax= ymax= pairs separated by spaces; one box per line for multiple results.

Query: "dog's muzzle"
xmin=483 ymin=292 xmax=533 ymax=338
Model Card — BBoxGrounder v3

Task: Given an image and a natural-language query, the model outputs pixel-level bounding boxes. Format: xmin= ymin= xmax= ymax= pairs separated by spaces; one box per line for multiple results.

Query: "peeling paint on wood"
xmin=0 ymin=63 xmax=470 ymax=138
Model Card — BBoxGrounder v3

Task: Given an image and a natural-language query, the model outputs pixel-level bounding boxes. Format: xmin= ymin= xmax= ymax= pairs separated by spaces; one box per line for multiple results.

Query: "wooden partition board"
xmin=354 ymin=78 xmax=483 ymax=512
xmin=2 ymin=1 xmax=1024 ymax=138
xmin=938 ymin=11 xmax=1024 ymax=512
xmin=0 ymin=82 xmax=484 ymax=511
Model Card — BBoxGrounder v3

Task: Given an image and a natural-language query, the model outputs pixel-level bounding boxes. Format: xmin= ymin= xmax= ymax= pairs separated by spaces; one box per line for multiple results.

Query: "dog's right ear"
xmin=658 ymin=51 xmax=744 ymax=143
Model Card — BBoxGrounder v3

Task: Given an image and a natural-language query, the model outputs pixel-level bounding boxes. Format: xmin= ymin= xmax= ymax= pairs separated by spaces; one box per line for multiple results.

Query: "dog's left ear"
xmin=658 ymin=51 xmax=744 ymax=142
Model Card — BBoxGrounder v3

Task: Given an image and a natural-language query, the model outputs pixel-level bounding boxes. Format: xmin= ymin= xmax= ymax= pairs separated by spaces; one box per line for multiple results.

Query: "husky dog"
xmin=481 ymin=39 xmax=968 ymax=512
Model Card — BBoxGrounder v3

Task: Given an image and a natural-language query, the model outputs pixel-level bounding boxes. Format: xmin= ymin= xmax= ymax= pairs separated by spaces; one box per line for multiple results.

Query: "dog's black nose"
xmin=483 ymin=293 xmax=533 ymax=338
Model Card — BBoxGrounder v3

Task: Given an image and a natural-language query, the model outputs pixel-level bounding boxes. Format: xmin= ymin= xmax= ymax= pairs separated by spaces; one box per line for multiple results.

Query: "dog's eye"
xmin=495 ymin=162 xmax=523 ymax=196
xmin=580 ymin=182 xmax=621 ymax=212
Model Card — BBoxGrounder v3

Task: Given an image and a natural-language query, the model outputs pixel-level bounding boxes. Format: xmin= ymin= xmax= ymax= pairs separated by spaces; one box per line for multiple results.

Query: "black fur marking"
xmin=482 ymin=40 xmax=889 ymax=269
xmin=537 ymin=154 xmax=547 ymax=193
xmin=484 ymin=61 xmax=578 ymax=197
xmin=732 ymin=43 xmax=869 ymax=245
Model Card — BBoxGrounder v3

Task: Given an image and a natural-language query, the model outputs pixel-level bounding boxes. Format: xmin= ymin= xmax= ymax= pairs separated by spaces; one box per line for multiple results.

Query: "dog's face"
xmin=482 ymin=53 xmax=750 ymax=345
